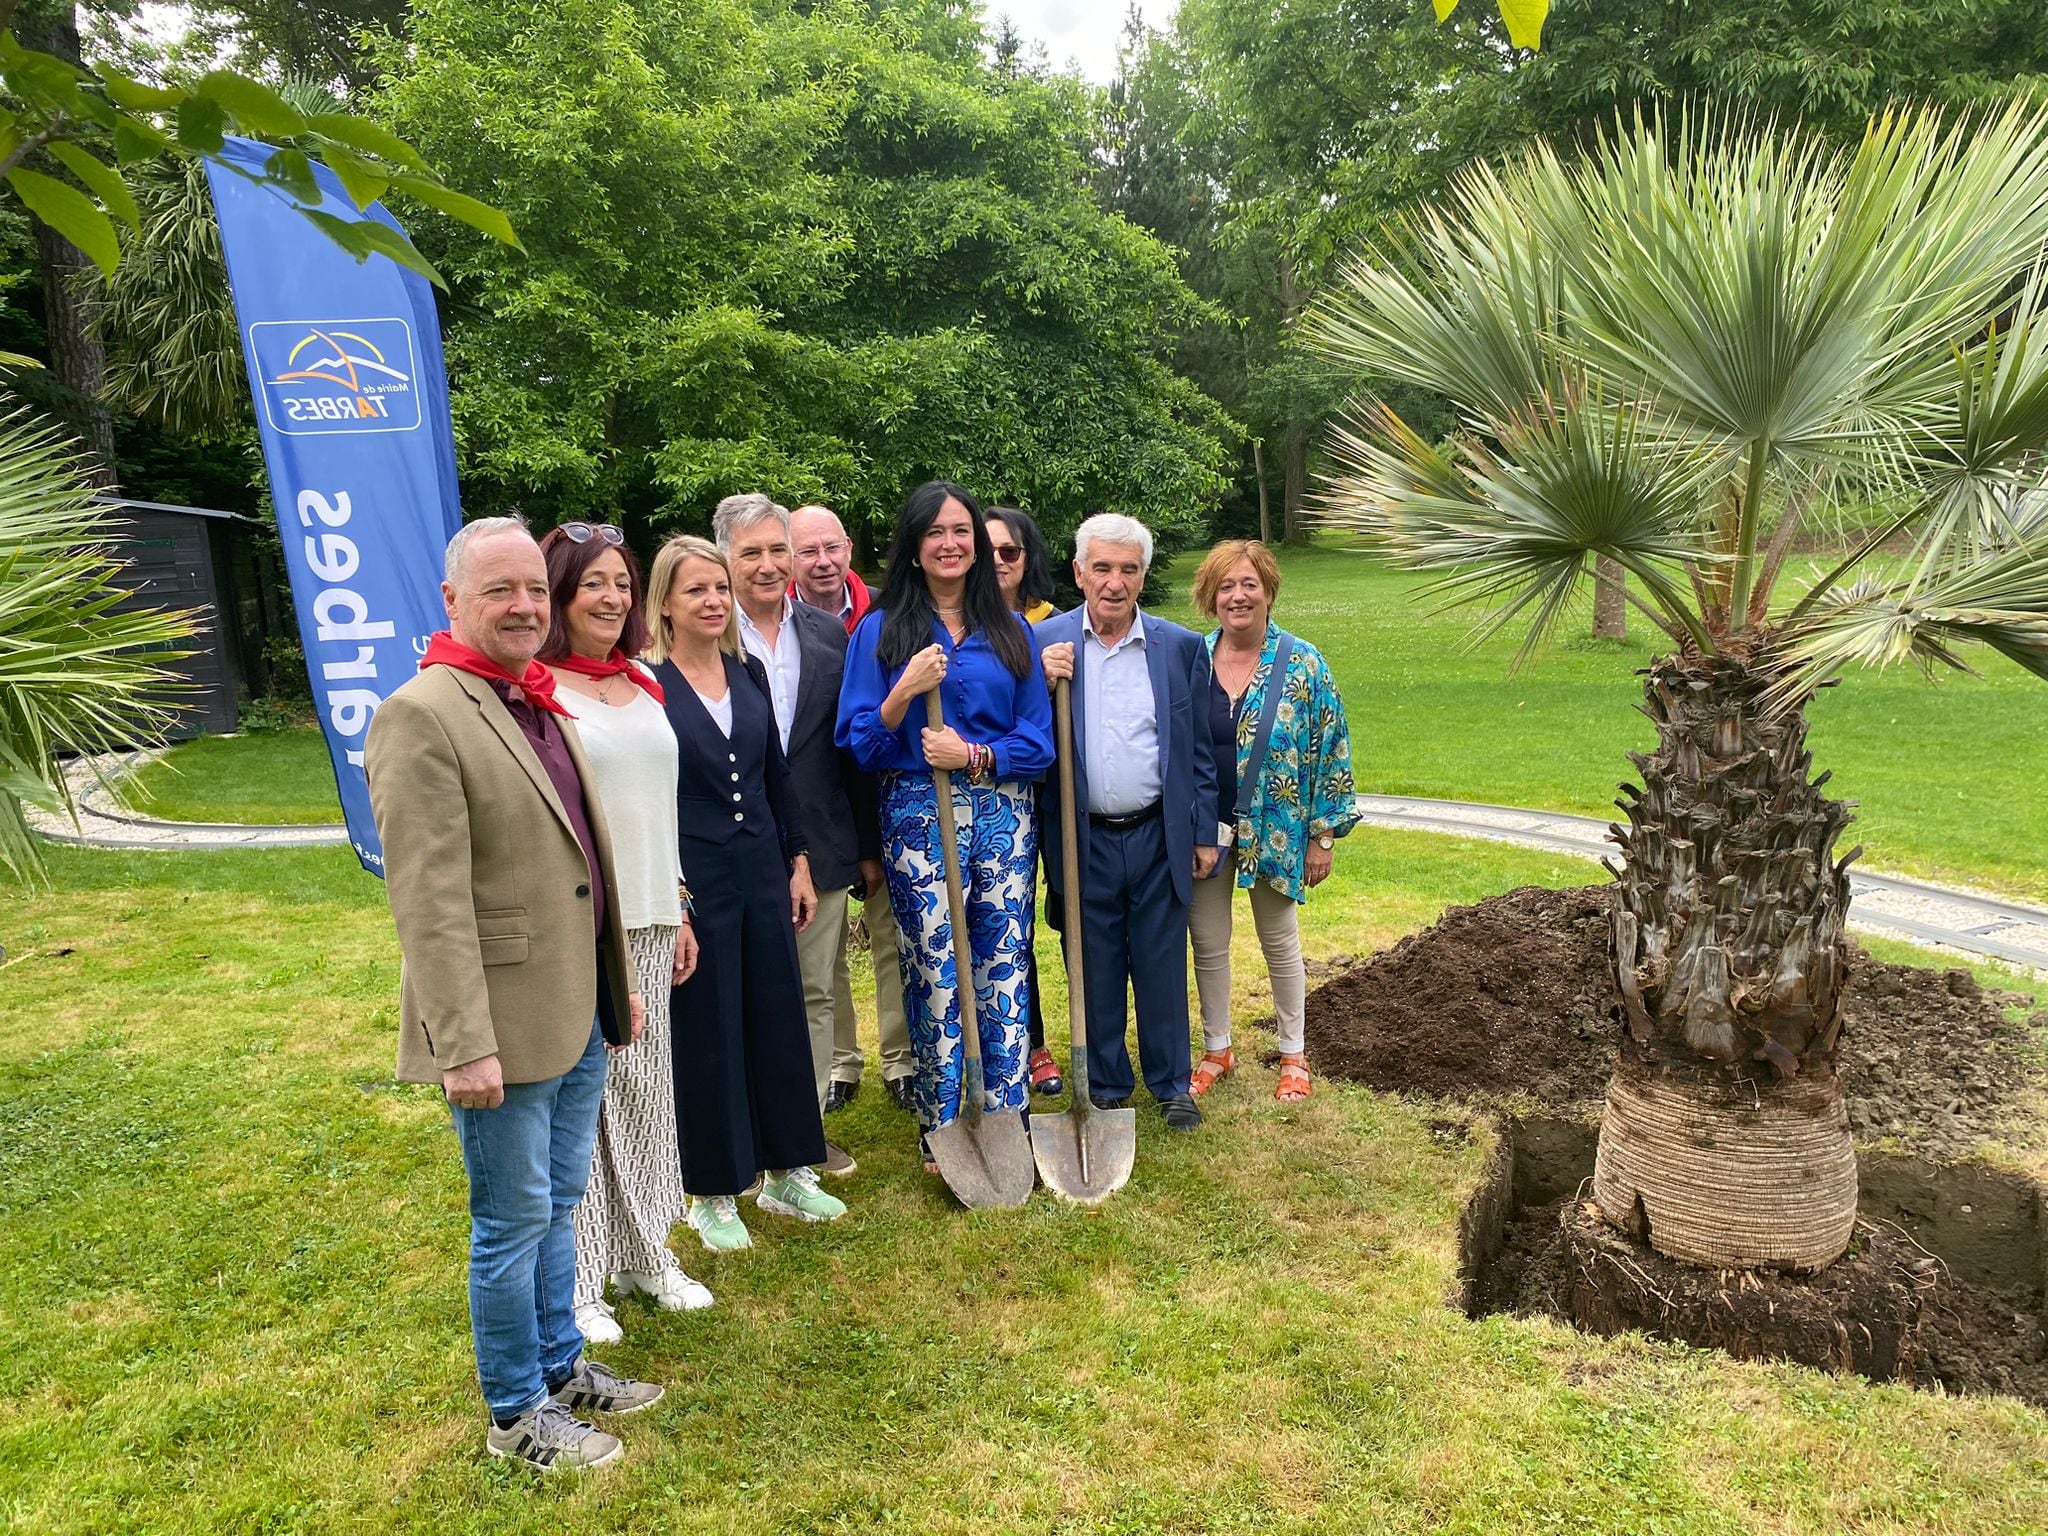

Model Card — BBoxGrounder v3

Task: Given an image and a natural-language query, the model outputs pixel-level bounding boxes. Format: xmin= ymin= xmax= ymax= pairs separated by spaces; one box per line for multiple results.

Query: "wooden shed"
xmin=99 ymin=496 xmax=274 ymax=740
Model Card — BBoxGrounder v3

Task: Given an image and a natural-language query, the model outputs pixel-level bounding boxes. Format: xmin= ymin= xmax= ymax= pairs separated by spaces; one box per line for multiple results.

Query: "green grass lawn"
xmin=122 ymin=726 xmax=343 ymax=825
xmin=4 ymin=837 xmax=2046 ymax=1533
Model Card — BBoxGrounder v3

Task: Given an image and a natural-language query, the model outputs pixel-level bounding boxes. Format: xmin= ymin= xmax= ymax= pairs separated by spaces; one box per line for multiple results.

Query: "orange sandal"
xmin=1190 ymin=1048 xmax=1235 ymax=1097
xmin=1275 ymin=1052 xmax=1312 ymax=1102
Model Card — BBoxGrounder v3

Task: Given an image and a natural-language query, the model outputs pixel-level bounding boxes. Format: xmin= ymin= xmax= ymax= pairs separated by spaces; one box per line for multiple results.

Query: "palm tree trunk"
xmin=1596 ymin=646 xmax=1861 ymax=1271
xmin=1278 ymin=257 xmax=1310 ymax=546
xmin=1592 ymin=555 xmax=1626 ymax=638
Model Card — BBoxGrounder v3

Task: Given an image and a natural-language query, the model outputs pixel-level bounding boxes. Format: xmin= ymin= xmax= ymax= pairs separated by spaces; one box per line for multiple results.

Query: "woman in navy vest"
xmin=647 ymin=534 xmax=849 ymax=1249
xmin=835 ymin=483 xmax=1054 ymax=1171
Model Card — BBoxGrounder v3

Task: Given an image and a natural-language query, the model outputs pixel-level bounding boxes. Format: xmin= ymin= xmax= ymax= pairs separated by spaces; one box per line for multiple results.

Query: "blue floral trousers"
xmin=880 ymin=772 xmax=1036 ymax=1132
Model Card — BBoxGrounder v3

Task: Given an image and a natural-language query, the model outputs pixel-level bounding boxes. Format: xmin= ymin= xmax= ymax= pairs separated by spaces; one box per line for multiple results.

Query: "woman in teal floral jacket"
xmin=1185 ymin=539 xmax=1359 ymax=1101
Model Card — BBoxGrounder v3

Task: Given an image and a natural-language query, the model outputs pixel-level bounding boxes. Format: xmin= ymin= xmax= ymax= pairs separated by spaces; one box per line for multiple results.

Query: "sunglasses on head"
xmin=560 ymin=522 xmax=625 ymax=546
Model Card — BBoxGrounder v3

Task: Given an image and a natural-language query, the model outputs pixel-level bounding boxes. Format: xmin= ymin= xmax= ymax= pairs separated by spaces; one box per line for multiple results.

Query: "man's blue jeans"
xmin=449 ymin=1018 xmax=606 ymax=1420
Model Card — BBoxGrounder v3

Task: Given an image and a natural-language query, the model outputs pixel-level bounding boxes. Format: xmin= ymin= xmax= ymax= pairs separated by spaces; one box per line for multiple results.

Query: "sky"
xmin=992 ymin=0 xmax=1179 ymax=83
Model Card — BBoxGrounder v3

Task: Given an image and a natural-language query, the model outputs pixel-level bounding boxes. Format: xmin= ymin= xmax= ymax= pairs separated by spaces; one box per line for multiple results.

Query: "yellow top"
xmin=1021 ymin=599 xmax=1055 ymax=624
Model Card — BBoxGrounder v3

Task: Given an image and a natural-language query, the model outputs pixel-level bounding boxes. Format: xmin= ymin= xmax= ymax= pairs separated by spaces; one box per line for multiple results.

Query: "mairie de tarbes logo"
xmin=251 ymin=317 xmax=423 ymax=436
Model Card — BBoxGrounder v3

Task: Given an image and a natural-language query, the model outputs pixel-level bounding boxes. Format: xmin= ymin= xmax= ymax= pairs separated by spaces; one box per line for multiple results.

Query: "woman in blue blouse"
xmin=836 ymin=481 xmax=1054 ymax=1167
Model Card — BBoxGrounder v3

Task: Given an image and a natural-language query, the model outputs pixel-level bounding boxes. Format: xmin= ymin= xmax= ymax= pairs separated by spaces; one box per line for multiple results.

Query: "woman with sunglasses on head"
xmin=537 ymin=521 xmax=710 ymax=1343
xmin=836 ymin=482 xmax=1054 ymax=1172
xmin=648 ymin=535 xmax=845 ymax=1251
xmin=983 ymin=506 xmax=1065 ymax=1099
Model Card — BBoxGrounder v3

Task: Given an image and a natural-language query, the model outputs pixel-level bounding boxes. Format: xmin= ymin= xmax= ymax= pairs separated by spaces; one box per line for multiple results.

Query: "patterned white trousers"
xmin=574 ymin=924 xmax=686 ymax=1306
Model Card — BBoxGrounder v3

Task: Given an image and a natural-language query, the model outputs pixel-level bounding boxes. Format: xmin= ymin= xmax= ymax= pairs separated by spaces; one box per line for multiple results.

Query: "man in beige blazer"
xmin=366 ymin=516 xmax=661 ymax=1473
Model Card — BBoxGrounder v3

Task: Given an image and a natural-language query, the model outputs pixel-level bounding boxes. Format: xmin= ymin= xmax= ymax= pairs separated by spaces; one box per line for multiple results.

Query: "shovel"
xmin=1028 ymin=676 xmax=1137 ymax=1204
xmin=921 ymin=686 xmax=1034 ymax=1209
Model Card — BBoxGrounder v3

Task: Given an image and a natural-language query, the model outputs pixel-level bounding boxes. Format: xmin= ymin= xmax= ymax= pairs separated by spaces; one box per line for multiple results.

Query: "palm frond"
xmin=1314 ymin=100 xmax=2048 ymax=655
xmin=1321 ymin=385 xmax=1720 ymax=660
xmin=0 ymin=412 xmax=198 ymax=882
xmin=1774 ymin=528 xmax=2048 ymax=705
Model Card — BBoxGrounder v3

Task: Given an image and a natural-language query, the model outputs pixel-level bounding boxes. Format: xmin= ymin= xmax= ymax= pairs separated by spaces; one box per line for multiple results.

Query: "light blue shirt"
xmin=737 ymin=597 xmax=800 ymax=754
xmin=1082 ymin=606 xmax=1162 ymax=815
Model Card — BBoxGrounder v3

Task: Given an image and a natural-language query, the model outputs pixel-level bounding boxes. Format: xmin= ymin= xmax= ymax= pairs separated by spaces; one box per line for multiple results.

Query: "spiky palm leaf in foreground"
xmin=1312 ymin=106 xmax=2048 ymax=1273
xmin=0 ymin=412 xmax=195 ymax=882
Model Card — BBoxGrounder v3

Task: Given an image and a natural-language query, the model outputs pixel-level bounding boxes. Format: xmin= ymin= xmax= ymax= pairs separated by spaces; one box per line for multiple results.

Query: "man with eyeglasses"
xmin=787 ymin=503 xmax=914 ymax=1115
xmin=788 ymin=504 xmax=872 ymax=635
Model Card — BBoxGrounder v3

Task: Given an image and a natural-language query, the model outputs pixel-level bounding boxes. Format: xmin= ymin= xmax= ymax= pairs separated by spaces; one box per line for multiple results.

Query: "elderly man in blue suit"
xmin=1039 ymin=512 xmax=1218 ymax=1131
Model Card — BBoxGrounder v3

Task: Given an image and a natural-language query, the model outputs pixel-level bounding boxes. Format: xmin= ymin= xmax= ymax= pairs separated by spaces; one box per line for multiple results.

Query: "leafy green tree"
xmin=1109 ymin=0 xmax=1506 ymax=540
xmin=376 ymin=0 xmax=1229 ymax=554
xmin=1512 ymin=0 xmax=2048 ymax=145
xmin=1314 ymin=105 xmax=2048 ymax=1273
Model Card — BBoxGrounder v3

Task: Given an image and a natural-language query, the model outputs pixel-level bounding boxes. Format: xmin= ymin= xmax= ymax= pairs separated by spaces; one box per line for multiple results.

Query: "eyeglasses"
xmin=990 ymin=545 xmax=1024 ymax=564
xmin=560 ymin=522 xmax=625 ymax=546
xmin=793 ymin=540 xmax=850 ymax=561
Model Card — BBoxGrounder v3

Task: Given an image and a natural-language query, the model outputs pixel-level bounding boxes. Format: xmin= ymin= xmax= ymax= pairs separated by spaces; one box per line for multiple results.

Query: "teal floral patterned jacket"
xmin=1208 ymin=621 xmax=1359 ymax=903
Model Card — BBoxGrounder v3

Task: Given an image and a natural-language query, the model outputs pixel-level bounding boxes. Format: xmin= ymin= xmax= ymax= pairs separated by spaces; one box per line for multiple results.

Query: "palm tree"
xmin=1312 ymin=105 xmax=2048 ymax=1273
xmin=0 ymin=411 xmax=195 ymax=882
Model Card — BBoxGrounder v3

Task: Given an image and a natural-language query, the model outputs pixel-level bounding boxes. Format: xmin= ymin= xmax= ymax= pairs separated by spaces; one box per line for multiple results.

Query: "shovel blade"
xmin=1028 ymin=1104 xmax=1137 ymax=1205
xmin=926 ymin=1108 xmax=1034 ymax=1209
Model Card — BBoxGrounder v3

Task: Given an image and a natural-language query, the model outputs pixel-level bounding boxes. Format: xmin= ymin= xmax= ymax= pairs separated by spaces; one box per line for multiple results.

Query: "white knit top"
xmin=557 ymin=685 xmax=684 ymax=931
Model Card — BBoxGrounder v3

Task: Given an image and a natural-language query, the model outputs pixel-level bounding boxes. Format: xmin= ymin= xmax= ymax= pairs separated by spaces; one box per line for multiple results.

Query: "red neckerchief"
xmin=552 ymin=648 xmax=665 ymax=704
xmin=419 ymin=631 xmax=571 ymax=716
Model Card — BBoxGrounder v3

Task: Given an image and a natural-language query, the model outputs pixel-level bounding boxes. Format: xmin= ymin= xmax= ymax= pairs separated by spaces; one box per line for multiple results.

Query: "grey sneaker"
xmin=820 ymin=1140 xmax=857 ymax=1178
xmin=551 ymin=1356 xmax=665 ymax=1416
xmin=486 ymin=1398 xmax=621 ymax=1471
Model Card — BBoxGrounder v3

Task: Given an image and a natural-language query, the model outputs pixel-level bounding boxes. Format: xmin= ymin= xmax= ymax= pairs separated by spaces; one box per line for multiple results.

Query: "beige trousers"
xmin=795 ymin=886 xmax=852 ymax=1110
xmin=842 ymin=880 xmax=914 ymax=1085
xmin=795 ymin=883 xmax=915 ymax=1109
xmin=1187 ymin=852 xmax=1307 ymax=1056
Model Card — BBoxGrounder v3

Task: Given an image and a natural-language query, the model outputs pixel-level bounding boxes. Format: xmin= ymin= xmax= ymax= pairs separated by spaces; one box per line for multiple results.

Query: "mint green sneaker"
xmin=756 ymin=1166 xmax=848 ymax=1223
xmin=686 ymin=1194 xmax=752 ymax=1252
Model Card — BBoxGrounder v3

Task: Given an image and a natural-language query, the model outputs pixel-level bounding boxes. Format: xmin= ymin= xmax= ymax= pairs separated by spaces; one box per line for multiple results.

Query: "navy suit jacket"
xmin=1035 ymin=607 xmax=1218 ymax=908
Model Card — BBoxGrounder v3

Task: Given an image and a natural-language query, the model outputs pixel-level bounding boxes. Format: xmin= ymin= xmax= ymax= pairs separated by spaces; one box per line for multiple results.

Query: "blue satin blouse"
xmin=835 ymin=609 xmax=1054 ymax=781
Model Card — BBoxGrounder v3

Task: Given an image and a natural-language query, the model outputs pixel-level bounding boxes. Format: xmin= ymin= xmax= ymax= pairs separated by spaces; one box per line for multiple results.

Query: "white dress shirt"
xmin=737 ymin=597 xmax=801 ymax=753
xmin=1081 ymin=607 xmax=1162 ymax=816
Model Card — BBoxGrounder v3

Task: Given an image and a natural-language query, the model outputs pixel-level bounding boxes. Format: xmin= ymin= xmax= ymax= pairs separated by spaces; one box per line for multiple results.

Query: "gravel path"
xmin=29 ymin=750 xmax=350 ymax=852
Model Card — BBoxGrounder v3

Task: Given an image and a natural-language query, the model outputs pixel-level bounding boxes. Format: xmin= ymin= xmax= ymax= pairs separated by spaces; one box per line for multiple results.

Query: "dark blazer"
xmin=1034 ymin=607 xmax=1218 ymax=907
xmin=780 ymin=600 xmax=874 ymax=890
xmin=655 ymin=651 xmax=806 ymax=868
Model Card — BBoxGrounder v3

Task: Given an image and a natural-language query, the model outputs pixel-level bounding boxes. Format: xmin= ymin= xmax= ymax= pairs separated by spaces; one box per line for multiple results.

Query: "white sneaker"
xmin=614 ymin=1266 xmax=714 ymax=1311
xmin=574 ymin=1299 xmax=623 ymax=1346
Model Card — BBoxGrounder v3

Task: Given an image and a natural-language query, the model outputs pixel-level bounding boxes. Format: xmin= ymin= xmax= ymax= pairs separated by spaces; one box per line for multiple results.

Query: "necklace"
xmin=594 ymin=674 xmax=616 ymax=704
xmin=1215 ymin=646 xmax=1260 ymax=701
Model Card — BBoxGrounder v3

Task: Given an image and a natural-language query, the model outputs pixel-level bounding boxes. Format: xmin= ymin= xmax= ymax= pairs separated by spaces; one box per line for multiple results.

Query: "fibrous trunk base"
xmin=1593 ymin=1057 xmax=1857 ymax=1272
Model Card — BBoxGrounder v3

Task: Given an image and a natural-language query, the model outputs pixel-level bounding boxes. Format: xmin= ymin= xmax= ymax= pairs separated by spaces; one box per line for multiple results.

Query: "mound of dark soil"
xmin=1304 ymin=884 xmax=2046 ymax=1159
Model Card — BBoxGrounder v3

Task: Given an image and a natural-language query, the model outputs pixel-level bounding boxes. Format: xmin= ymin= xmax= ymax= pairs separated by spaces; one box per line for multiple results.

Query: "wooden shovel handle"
xmin=926 ymin=688 xmax=983 ymax=1078
xmin=1055 ymin=678 xmax=1091 ymax=1090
